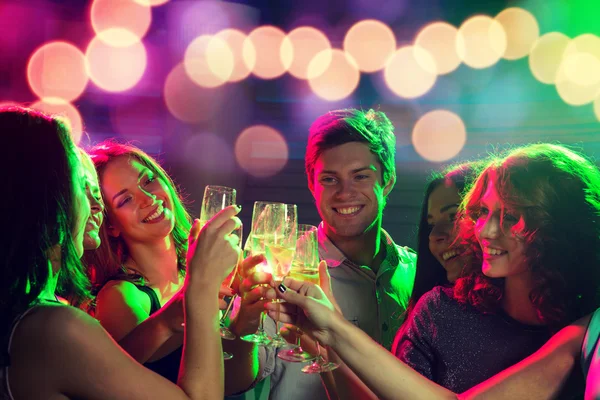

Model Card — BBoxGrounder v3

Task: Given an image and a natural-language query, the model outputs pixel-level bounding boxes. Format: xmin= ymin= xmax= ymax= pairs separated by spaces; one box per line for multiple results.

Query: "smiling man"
xmin=254 ymin=108 xmax=417 ymax=400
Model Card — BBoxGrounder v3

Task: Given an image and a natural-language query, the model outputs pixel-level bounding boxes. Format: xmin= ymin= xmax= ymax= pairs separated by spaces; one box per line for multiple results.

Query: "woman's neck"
xmin=124 ymin=235 xmax=181 ymax=289
xmin=502 ymin=271 xmax=544 ymax=326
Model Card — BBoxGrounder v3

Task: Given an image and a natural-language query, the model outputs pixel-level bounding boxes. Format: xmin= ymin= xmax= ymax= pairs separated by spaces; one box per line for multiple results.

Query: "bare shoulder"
xmin=97 ymin=279 xmax=146 ymax=301
xmin=9 ymin=304 xmax=107 ymax=397
xmin=9 ymin=304 xmax=189 ymax=400
xmin=96 ymin=279 xmax=151 ymax=312
xmin=14 ymin=303 xmax=104 ymax=351
xmin=94 ymin=280 xmax=153 ymax=340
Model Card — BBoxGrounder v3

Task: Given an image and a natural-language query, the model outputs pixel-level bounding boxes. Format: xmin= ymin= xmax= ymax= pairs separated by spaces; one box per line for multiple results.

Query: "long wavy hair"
xmin=83 ymin=141 xmax=192 ymax=295
xmin=0 ymin=106 xmax=90 ymax=341
xmin=455 ymin=143 xmax=600 ymax=329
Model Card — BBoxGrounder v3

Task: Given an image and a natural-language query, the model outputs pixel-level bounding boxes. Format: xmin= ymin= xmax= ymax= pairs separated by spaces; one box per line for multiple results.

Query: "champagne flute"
xmin=263 ymin=203 xmax=297 ymax=348
xmin=278 ymin=224 xmax=318 ymax=363
xmin=199 ymin=185 xmax=240 ymax=359
xmin=239 ymin=201 xmax=279 ymax=346
xmin=296 ymin=224 xmax=338 ymax=373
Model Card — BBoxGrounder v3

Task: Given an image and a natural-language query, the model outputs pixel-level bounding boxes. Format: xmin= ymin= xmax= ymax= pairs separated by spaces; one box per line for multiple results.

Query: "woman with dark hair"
xmin=0 ymin=106 xmax=241 ymax=399
xmin=54 ymin=148 xmax=105 ymax=308
xmin=402 ymin=163 xmax=482 ymax=316
xmin=267 ymin=143 xmax=600 ymax=399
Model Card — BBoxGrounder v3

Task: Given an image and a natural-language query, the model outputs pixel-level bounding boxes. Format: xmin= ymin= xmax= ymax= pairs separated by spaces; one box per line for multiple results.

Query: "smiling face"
xmin=474 ymin=178 xmax=529 ymax=279
xmin=80 ymin=150 xmax=105 ymax=250
xmin=72 ymin=155 xmax=91 ymax=259
xmin=100 ymin=155 xmax=175 ymax=246
xmin=310 ymin=142 xmax=394 ymax=240
xmin=427 ymin=180 xmax=465 ymax=282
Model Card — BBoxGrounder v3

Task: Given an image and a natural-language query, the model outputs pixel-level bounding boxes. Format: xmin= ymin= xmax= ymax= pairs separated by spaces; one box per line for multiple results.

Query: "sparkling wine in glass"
xmin=262 ymin=203 xmax=297 ymax=348
xmin=199 ymin=185 xmax=239 ymax=359
xmin=278 ymin=224 xmax=319 ymax=363
xmin=239 ymin=201 xmax=281 ymax=346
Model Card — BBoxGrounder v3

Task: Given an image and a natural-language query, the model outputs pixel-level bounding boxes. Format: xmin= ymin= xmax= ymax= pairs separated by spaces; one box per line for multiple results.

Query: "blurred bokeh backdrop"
xmin=2 ymin=0 xmax=600 ymax=247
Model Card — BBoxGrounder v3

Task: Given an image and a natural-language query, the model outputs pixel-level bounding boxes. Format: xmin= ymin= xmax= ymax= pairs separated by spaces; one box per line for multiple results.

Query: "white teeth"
xmin=484 ymin=247 xmax=506 ymax=256
xmin=337 ymin=206 xmax=361 ymax=215
xmin=144 ymin=204 xmax=164 ymax=222
xmin=442 ymin=249 xmax=458 ymax=261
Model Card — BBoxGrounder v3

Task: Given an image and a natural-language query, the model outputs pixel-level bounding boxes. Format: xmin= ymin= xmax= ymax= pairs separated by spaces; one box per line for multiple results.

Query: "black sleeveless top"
xmin=136 ymin=284 xmax=183 ymax=383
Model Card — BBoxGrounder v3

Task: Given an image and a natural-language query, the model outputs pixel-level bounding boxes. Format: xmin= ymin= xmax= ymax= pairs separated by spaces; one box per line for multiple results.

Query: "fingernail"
xmin=236 ymin=204 xmax=242 ymax=211
xmin=278 ymin=283 xmax=287 ymax=294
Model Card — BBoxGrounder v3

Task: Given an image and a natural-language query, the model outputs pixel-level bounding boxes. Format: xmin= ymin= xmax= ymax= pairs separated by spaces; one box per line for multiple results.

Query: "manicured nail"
xmin=278 ymin=283 xmax=287 ymax=293
xmin=236 ymin=204 xmax=242 ymax=211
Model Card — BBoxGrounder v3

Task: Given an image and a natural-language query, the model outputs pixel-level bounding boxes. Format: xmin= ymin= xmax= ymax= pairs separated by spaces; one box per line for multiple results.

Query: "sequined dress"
xmin=394 ymin=286 xmax=552 ymax=393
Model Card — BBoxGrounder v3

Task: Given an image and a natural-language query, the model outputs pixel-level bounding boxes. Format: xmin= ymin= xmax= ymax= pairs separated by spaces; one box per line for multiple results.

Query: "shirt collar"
xmin=317 ymin=222 xmax=347 ymax=268
xmin=317 ymin=222 xmax=401 ymax=274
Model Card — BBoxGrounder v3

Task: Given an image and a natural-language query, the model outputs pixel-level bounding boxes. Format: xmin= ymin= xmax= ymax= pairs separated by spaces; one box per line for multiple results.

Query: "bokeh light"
xmin=384 ymin=46 xmax=437 ymax=99
xmin=164 ymin=63 xmax=224 ymax=123
xmin=555 ymin=56 xmax=600 ymax=106
xmin=415 ymin=22 xmax=461 ymax=75
xmin=184 ymin=133 xmax=236 ymax=175
xmin=184 ymin=35 xmax=234 ymax=88
xmin=562 ymin=34 xmax=600 ymax=86
xmin=555 ymin=34 xmax=600 ymax=106
xmin=86 ymin=34 xmax=147 ymax=92
xmin=215 ymin=29 xmax=255 ymax=82
xmin=495 ymin=7 xmax=539 ymax=60
xmin=31 ymin=98 xmax=83 ymax=144
xmin=90 ymin=0 xmax=151 ymax=47
xmin=528 ymin=32 xmax=571 ymax=84
xmin=282 ymin=26 xmax=331 ymax=79
xmin=27 ymin=41 xmax=89 ymax=102
xmin=307 ymin=49 xmax=360 ymax=101
xmin=456 ymin=15 xmax=507 ymax=69
xmin=343 ymin=19 xmax=396 ymax=73
xmin=235 ymin=125 xmax=289 ymax=178
xmin=412 ymin=110 xmax=466 ymax=162
xmin=244 ymin=26 xmax=292 ymax=80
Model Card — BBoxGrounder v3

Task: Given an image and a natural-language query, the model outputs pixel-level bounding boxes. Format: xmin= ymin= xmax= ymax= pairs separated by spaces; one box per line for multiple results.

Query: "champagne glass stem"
xmin=258 ymin=310 xmax=266 ymax=334
xmin=220 ymin=294 xmax=238 ymax=324
xmin=275 ymin=301 xmax=281 ymax=336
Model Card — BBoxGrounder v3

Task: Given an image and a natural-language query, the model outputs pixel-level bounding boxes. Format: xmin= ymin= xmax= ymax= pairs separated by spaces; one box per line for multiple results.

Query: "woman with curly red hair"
xmin=391 ymin=143 xmax=598 ymax=393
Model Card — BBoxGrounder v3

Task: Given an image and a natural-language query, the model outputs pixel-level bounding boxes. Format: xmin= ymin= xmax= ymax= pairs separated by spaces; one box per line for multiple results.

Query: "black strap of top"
xmin=134 ymin=285 xmax=161 ymax=315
